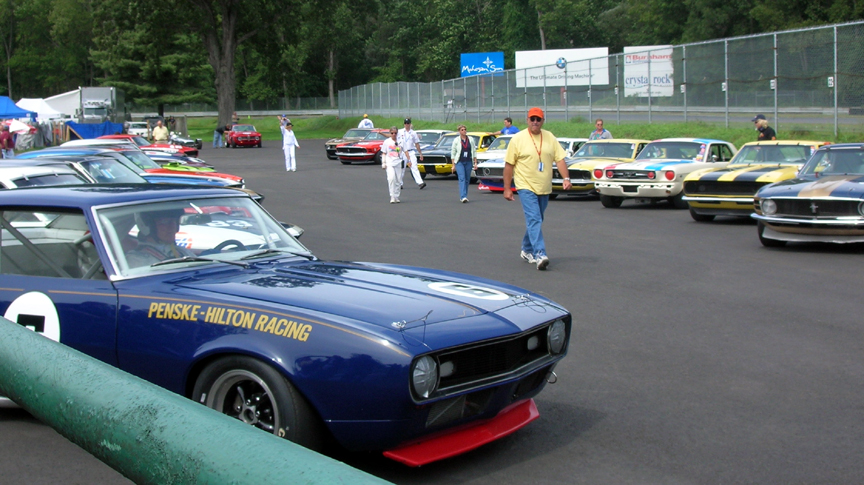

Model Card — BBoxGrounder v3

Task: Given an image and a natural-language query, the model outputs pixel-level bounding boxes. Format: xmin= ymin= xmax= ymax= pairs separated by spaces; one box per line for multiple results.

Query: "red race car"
xmin=335 ymin=129 xmax=390 ymax=164
xmin=225 ymin=124 xmax=262 ymax=148
xmin=99 ymin=134 xmax=199 ymax=158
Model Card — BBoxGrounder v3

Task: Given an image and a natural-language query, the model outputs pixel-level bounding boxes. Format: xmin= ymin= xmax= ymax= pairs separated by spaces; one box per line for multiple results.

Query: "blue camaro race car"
xmin=0 ymin=184 xmax=571 ymax=466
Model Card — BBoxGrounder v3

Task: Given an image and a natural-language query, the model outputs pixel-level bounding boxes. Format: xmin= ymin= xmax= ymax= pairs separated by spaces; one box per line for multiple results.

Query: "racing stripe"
xmin=643 ymin=161 xmax=692 ymax=170
xmin=720 ymin=166 xmax=779 ymax=182
xmin=798 ymin=176 xmax=855 ymax=198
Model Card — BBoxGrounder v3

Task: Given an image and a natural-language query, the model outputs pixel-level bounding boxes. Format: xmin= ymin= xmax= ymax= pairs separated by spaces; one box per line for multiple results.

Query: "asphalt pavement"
xmin=2 ymin=140 xmax=863 ymax=484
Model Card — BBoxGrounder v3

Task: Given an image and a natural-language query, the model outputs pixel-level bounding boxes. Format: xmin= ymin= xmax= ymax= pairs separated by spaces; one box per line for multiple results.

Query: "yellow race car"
xmin=551 ymin=139 xmax=650 ymax=199
xmin=417 ymin=132 xmax=497 ymax=178
xmin=683 ymin=140 xmax=830 ymax=222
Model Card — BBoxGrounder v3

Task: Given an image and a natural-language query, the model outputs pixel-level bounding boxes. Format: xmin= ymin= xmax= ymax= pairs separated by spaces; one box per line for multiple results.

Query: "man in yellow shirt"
xmin=151 ymin=120 xmax=169 ymax=143
xmin=503 ymin=107 xmax=571 ymax=270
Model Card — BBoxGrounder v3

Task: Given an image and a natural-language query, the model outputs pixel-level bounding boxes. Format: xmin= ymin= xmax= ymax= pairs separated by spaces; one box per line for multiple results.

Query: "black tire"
xmin=192 ymin=356 xmax=325 ymax=451
xmin=257 ymin=141 xmax=262 ymax=148
xmin=757 ymin=221 xmax=786 ymax=247
xmin=549 ymin=194 xmax=559 ymax=200
xmin=689 ymin=208 xmax=715 ymax=222
xmin=373 ymin=152 xmax=382 ymax=165
xmin=599 ymin=195 xmax=623 ymax=208
xmin=668 ymin=193 xmax=688 ymax=209
xmin=420 ymin=171 xmax=427 ymax=180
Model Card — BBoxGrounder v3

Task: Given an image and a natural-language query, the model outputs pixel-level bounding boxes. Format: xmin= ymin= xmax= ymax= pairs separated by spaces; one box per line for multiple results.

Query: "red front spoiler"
xmin=382 ymin=399 xmax=539 ymax=467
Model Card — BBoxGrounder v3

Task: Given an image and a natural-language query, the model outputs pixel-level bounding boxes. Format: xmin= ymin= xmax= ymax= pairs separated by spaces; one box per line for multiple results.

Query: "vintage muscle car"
xmin=0 ymin=164 xmax=89 ymax=188
xmin=557 ymin=137 xmax=589 ymax=157
xmin=475 ymin=136 xmax=513 ymax=191
xmin=97 ymin=134 xmax=199 ymax=157
xmin=418 ymin=132 xmax=496 ymax=178
xmin=415 ymin=129 xmax=454 ymax=151
xmin=683 ymin=140 xmax=829 ymax=222
xmin=19 ymin=148 xmax=245 ymax=188
xmin=549 ymin=139 xmax=651 ymax=199
xmin=752 ymin=143 xmax=864 ymax=246
xmin=594 ymin=138 xmax=737 ymax=208
xmin=224 ymin=124 xmax=262 ymax=148
xmin=335 ymin=129 xmax=390 ymax=164
xmin=142 ymin=152 xmax=215 ymax=170
xmin=325 ymin=128 xmax=375 ymax=159
xmin=0 ymin=185 xmax=571 ymax=466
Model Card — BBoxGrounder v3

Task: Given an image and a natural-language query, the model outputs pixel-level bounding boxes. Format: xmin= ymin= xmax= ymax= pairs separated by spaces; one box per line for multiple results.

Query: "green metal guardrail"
xmin=0 ymin=316 xmax=390 ymax=485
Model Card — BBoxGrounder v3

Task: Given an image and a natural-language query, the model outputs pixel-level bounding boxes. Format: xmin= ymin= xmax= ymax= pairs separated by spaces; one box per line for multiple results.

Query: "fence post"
xmin=834 ymin=25 xmax=838 ymax=138
xmin=0 ymin=317 xmax=389 ymax=485
xmin=683 ymin=46 xmax=688 ymax=123
xmin=725 ymin=40 xmax=729 ymax=129
xmin=773 ymin=33 xmax=778 ymax=130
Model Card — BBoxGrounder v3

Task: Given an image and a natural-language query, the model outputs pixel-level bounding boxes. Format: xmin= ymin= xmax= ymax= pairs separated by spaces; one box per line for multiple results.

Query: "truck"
xmin=76 ymin=87 xmax=117 ymax=124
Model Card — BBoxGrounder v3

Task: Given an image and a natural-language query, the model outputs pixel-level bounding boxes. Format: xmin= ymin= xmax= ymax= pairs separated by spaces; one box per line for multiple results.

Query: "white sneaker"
xmin=536 ymin=256 xmax=549 ymax=270
xmin=390 ymin=198 xmax=396 ymax=204
xmin=460 ymin=198 xmax=468 ymax=203
xmin=395 ymin=198 xmax=400 ymax=203
xmin=520 ymin=251 xmax=536 ymax=263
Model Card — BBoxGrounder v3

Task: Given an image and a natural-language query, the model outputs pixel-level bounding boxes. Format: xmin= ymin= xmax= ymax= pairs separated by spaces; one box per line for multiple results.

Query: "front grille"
xmin=610 ymin=170 xmax=652 ymax=179
xmin=425 ymin=389 xmax=494 ymax=428
xmin=774 ymin=198 xmax=861 ymax=217
xmin=437 ymin=325 xmax=551 ymax=390
xmin=684 ymin=180 xmax=764 ymax=196
xmin=555 ymin=168 xmax=590 ymax=179
xmin=337 ymin=147 xmax=367 ymax=155
xmin=420 ymin=155 xmax=449 ymax=166
xmin=479 ymin=167 xmax=504 ymax=177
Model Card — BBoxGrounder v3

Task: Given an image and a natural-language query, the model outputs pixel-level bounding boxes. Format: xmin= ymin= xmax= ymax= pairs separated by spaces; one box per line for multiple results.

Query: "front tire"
xmin=689 ymin=208 xmax=715 ymax=222
xmin=193 ymin=356 xmax=325 ymax=451
xmin=668 ymin=193 xmax=688 ymax=209
xmin=600 ymin=195 xmax=623 ymax=208
xmin=549 ymin=194 xmax=559 ymax=200
xmin=757 ymin=221 xmax=786 ymax=247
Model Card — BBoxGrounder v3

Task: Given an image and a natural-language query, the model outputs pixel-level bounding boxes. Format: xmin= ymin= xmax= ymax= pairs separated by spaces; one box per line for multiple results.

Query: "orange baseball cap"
xmin=527 ymin=107 xmax=544 ymax=119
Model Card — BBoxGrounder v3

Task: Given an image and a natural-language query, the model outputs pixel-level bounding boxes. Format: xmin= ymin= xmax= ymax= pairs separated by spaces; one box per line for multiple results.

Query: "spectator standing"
xmin=358 ymin=114 xmax=374 ymax=129
xmin=588 ymin=119 xmax=612 ymax=140
xmin=449 ymin=125 xmax=477 ymax=203
xmin=280 ymin=121 xmax=300 ymax=172
xmin=0 ymin=125 xmax=14 ymax=158
xmin=497 ymin=117 xmax=520 ymax=135
xmin=397 ymin=118 xmax=426 ymax=189
xmin=151 ymin=120 xmax=169 ymax=143
xmin=213 ymin=124 xmax=225 ymax=149
xmin=503 ymin=107 xmax=571 ymax=271
xmin=752 ymin=114 xmax=777 ymax=141
xmin=380 ymin=127 xmax=403 ymax=203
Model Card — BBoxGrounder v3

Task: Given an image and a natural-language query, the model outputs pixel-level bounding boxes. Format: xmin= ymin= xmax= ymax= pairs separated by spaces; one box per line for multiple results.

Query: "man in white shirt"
xmin=280 ymin=122 xmax=300 ymax=171
xmin=396 ymin=118 xmax=426 ymax=189
xmin=358 ymin=114 xmax=374 ymax=129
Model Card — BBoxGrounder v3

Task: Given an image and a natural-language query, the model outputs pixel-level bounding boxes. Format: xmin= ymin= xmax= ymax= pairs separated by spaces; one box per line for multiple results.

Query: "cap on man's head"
xmin=363 ymin=114 xmax=369 ymax=118
xmin=752 ymin=114 xmax=767 ymax=122
xmin=404 ymin=118 xmax=411 ymax=124
xmin=528 ymin=107 xmax=544 ymax=119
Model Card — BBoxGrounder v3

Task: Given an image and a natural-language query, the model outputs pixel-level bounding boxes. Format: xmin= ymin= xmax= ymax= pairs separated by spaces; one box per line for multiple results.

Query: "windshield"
xmin=79 ymin=159 xmax=148 ymax=184
xmin=574 ymin=142 xmax=636 ymax=159
xmin=730 ymin=145 xmax=814 ymax=166
xmin=487 ymin=137 xmax=511 ymax=151
xmin=800 ymin=148 xmax=864 ymax=176
xmin=128 ymin=136 xmax=150 ymax=147
xmin=129 ymin=123 xmax=147 ymax=129
xmin=232 ymin=125 xmax=256 ymax=132
xmin=117 ymin=150 xmax=162 ymax=170
xmin=343 ymin=129 xmax=369 ymax=138
xmin=97 ymin=196 xmax=309 ymax=277
xmin=435 ymin=134 xmax=479 ymax=148
xmin=12 ymin=173 xmax=87 ymax=187
xmin=636 ymin=142 xmax=703 ymax=160
xmin=363 ymin=131 xmax=388 ymax=141
xmin=418 ymin=132 xmax=445 ymax=144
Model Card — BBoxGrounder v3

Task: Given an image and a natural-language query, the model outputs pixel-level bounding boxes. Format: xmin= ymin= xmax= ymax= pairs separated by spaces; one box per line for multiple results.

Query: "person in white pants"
xmin=281 ymin=122 xmax=299 ymax=171
xmin=397 ymin=118 xmax=426 ymax=189
xmin=380 ymin=127 xmax=403 ymax=203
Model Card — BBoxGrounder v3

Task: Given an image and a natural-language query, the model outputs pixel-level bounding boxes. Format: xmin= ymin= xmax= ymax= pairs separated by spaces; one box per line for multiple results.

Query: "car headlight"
xmin=858 ymin=201 xmax=864 ymax=217
xmin=761 ymin=199 xmax=777 ymax=215
xmin=547 ymin=320 xmax=566 ymax=354
xmin=411 ymin=355 xmax=438 ymax=399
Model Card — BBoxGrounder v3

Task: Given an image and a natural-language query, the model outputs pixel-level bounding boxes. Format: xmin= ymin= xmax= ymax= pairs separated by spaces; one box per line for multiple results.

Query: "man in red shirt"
xmin=0 ymin=125 xmax=15 ymax=158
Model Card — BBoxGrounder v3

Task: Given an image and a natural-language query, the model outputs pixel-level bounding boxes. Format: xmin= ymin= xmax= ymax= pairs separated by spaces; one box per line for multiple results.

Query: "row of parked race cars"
xmin=0 ymin=134 xmax=572 ymax=466
xmin=327 ymin=127 xmax=864 ymax=248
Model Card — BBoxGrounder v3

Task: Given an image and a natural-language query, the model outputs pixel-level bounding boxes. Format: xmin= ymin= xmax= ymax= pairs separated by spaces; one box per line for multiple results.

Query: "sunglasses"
xmin=529 ymin=116 xmax=543 ymax=122
xmin=390 ymin=131 xmax=397 ymax=134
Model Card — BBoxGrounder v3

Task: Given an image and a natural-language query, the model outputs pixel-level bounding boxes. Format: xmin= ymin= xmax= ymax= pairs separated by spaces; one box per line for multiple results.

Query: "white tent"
xmin=44 ymin=89 xmax=80 ymax=118
xmin=16 ymin=98 xmax=62 ymax=121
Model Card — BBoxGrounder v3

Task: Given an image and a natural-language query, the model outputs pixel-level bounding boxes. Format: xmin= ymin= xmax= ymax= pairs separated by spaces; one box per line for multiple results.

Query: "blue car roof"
xmin=0 ymin=184 xmax=245 ymax=209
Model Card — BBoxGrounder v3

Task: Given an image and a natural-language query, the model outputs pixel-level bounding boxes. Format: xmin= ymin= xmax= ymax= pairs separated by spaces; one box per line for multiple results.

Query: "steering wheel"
xmin=212 ymin=239 xmax=246 ymax=252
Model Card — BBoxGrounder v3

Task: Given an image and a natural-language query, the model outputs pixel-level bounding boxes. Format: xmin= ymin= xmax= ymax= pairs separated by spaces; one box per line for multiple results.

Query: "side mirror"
xmin=281 ymin=222 xmax=304 ymax=239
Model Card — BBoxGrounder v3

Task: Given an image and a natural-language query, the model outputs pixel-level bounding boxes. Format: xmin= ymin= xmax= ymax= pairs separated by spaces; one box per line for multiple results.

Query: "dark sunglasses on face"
xmin=529 ymin=116 xmax=543 ymax=122
xmin=390 ymin=131 xmax=397 ymax=134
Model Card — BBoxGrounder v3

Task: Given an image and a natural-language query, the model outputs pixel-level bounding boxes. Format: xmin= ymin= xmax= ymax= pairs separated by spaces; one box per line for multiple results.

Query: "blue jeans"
xmin=518 ymin=189 xmax=549 ymax=258
xmin=213 ymin=131 xmax=222 ymax=148
xmin=455 ymin=160 xmax=472 ymax=199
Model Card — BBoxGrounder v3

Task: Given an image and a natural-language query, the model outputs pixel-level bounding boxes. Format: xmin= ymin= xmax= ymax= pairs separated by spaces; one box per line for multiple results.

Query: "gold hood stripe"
xmin=798 ymin=176 xmax=849 ymax=198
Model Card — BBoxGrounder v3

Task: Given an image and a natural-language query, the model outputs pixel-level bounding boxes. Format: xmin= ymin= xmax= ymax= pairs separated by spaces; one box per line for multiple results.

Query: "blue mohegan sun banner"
xmin=460 ymin=52 xmax=504 ymax=77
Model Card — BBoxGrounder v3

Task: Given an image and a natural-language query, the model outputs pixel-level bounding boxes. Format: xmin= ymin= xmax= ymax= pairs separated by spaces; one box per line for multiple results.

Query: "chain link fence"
xmin=339 ymin=21 xmax=864 ymax=136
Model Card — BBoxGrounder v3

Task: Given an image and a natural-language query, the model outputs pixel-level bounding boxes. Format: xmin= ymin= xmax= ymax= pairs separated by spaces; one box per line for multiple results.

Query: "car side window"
xmin=720 ymin=145 xmax=734 ymax=161
xmin=0 ymin=209 xmax=102 ymax=279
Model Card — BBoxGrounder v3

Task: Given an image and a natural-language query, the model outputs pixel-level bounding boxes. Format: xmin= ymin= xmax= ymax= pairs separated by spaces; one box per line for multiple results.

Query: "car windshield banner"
xmin=624 ymin=45 xmax=674 ymax=97
xmin=460 ymin=52 xmax=504 ymax=77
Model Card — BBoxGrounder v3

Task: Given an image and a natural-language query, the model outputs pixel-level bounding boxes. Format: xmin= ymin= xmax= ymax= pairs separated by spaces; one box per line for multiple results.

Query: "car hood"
xmin=613 ymin=159 xmax=695 ymax=170
xmin=327 ymin=136 xmax=365 ymax=146
xmin=756 ymin=174 xmax=864 ymax=199
xmin=177 ymin=260 xmax=561 ymax=333
xmin=567 ymin=157 xmax=632 ymax=169
xmin=231 ymin=131 xmax=260 ymax=135
xmin=687 ymin=163 xmax=801 ymax=182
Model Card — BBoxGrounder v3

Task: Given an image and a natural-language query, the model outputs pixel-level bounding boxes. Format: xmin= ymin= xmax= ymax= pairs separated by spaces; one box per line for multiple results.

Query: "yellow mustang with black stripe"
xmin=417 ymin=132 xmax=496 ymax=177
xmin=682 ymin=140 xmax=830 ymax=222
